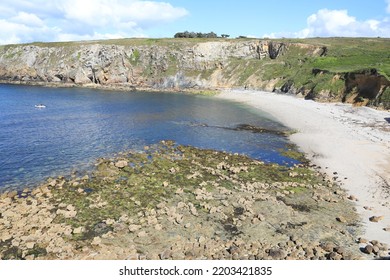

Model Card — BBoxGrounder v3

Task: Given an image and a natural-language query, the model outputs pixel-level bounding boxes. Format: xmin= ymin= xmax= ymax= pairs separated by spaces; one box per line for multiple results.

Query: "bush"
xmin=174 ymin=31 xmax=218 ymax=38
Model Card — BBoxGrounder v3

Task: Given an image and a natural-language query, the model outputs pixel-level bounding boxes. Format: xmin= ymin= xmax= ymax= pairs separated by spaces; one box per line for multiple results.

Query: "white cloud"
xmin=11 ymin=12 xmax=44 ymax=27
xmin=387 ymin=0 xmax=390 ymax=13
xmin=0 ymin=0 xmax=188 ymax=44
xmin=264 ymin=7 xmax=390 ymax=38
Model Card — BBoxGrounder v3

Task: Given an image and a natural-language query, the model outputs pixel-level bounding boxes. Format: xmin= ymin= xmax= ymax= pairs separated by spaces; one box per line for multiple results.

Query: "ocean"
xmin=0 ymin=84 xmax=297 ymax=190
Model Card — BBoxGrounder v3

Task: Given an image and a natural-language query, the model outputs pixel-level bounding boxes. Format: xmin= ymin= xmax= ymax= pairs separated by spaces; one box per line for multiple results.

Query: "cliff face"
xmin=0 ymin=38 xmax=389 ymax=109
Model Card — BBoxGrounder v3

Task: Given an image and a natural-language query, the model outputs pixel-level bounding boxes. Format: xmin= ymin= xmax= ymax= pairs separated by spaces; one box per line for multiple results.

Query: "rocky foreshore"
xmin=1 ymin=141 xmax=388 ymax=260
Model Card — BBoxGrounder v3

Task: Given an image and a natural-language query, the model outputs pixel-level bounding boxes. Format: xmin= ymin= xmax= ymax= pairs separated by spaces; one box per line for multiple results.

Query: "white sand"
xmin=218 ymin=89 xmax=390 ymax=244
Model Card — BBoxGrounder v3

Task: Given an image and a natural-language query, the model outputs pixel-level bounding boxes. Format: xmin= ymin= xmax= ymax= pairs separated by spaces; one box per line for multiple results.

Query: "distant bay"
xmin=0 ymin=84 xmax=297 ymax=191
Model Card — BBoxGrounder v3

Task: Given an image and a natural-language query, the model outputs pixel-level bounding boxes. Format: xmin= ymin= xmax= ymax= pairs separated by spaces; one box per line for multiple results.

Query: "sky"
xmin=0 ymin=0 xmax=389 ymax=45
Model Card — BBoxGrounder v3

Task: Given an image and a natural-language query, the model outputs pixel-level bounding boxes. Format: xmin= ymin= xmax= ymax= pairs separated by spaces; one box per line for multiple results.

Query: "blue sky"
xmin=0 ymin=0 xmax=389 ymax=45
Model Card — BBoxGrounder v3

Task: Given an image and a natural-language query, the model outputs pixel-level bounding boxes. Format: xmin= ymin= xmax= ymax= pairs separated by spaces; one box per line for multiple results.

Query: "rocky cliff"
xmin=0 ymin=38 xmax=389 ymax=109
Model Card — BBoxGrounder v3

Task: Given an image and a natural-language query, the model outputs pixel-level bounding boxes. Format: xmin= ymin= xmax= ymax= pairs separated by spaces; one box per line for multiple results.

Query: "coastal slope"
xmin=0 ymin=37 xmax=389 ymax=109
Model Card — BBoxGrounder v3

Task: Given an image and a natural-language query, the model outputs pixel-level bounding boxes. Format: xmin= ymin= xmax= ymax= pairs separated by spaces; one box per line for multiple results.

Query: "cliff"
xmin=0 ymin=38 xmax=389 ymax=109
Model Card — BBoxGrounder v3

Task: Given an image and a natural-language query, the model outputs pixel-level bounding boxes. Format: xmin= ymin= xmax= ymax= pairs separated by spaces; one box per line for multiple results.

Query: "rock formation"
xmin=0 ymin=38 xmax=388 ymax=109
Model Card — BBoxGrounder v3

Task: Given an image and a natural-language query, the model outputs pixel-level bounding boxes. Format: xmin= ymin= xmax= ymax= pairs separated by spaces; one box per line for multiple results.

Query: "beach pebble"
xmin=347 ymin=195 xmax=358 ymax=201
xmin=369 ymin=216 xmax=384 ymax=222
xmin=363 ymin=244 xmax=374 ymax=254
xmin=358 ymin=237 xmax=369 ymax=244
xmin=336 ymin=216 xmax=347 ymax=223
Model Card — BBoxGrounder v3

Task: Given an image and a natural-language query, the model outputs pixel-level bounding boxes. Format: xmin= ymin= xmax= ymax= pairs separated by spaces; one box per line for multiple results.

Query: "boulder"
xmin=115 ymin=160 xmax=128 ymax=168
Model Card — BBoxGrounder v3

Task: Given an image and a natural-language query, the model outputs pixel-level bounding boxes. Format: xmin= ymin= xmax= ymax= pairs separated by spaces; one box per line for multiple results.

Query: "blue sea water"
xmin=0 ymin=84 xmax=297 ymax=190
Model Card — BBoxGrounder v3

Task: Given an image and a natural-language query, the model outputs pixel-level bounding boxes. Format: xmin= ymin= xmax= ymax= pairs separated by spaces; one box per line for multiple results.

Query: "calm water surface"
xmin=0 ymin=85 xmax=297 ymax=190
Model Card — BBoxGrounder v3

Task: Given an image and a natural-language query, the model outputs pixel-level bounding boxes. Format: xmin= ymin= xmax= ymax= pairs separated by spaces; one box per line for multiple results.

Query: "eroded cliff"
xmin=0 ymin=38 xmax=389 ymax=109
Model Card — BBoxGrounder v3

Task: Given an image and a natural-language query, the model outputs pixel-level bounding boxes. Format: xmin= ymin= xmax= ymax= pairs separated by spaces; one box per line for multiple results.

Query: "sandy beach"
xmin=218 ymin=89 xmax=390 ymax=245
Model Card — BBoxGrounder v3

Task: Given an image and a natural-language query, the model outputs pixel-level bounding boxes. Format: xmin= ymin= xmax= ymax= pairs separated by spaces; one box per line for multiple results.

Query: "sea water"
xmin=0 ymin=84 xmax=297 ymax=190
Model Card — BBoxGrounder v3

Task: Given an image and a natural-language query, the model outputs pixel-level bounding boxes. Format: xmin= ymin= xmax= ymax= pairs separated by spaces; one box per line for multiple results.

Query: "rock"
xmin=198 ymin=236 xmax=206 ymax=244
xmin=336 ymin=216 xmax=347 ymax=223
xmin=358 ymin=237 xmax=369 ymax=244
xmin=268 ymin=248 xmax=287 ymax=260
xmin=369 ymin=216 xmax=384 ymax=222
xmin=335 ymin=247 xmax=345 ymax=255
xmin=26 ymin=242 xmax=35 ymax=249
xmin=175 ymin=188 xmax=183 ymax=195
xmin=370 ymin=240 xmax=379 ymax=246
xmin=7 ymin=191 xmax=17 ymax=199
xmin=129 ymin=224 xmax=141 ymax=232
xmin=383 ymin=228 xmax=390 ymax=232
xmin=64 ymin=210 xmax=77 ymax=218
xmin=320 ymin=242 xmax=334 ymax=252
xmin=91 ymin=237 xmax=102 ymax=246
xmin=115 ymin=160 xmax=128 ymax=168
xmin=73 ymin=227 xmax=85 ymax=234
xmin=363 ymin=244 xmax=374 ymax=254
xmin=347 ymin=195 xmax=358 ymax=201
xmin=372 ymin=246 xmax=380 ymax=254
xmin=48 ymin=180 xmax=57 ymax=187
xmin=105 ymin=218 xmax=116 ymax=225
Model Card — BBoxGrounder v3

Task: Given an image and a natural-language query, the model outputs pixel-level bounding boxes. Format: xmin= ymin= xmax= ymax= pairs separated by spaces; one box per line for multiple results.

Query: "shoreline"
xmin=0 ymin=142 xmax=370 ymax=259
xmin=217 ymin=89 xmax=390 ymax=245
xmin=1 ymin=83 xmax=389 ymax=259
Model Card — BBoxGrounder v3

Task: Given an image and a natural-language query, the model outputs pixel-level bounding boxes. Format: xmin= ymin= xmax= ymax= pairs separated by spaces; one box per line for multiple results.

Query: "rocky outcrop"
xmin=342 ymin=69 xmax=390 ymax=108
